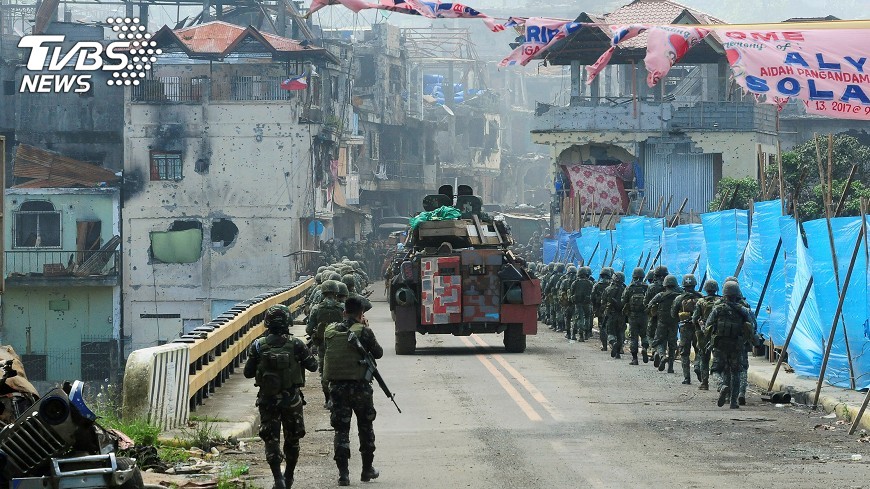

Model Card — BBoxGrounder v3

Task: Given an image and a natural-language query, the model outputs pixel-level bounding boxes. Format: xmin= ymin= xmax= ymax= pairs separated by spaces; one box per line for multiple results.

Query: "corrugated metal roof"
xmin=158 ymin=21 xmax=330 ymax=59
xmin=174 ymin=21 xmax=244 ymax=54
xmin=603 ymin=0 xmax=723 ymax=49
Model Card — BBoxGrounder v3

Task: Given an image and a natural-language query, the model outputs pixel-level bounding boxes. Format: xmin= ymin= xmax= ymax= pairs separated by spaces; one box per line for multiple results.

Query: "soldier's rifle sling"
xmin=348 ymin=331 xmax=402 ymax=413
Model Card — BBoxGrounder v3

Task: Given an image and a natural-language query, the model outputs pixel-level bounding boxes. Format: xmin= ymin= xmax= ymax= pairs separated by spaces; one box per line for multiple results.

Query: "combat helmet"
xmin=724 ymin=276 xmax=739 ymax=284
xmin=600 ymin=267 xmax=613 ymax=279
xmin=579 ymin=266 xmax=592 ymax=277
xmin=654 ymin=265 xmax=669 ymax=279
xmin=645 ymin=270 xmax=655 ymax=283
xmin=723 ymin=281 xmax=742 ymax=298
xmin=613 ymin=271 xmax=625 ymax=284
xmin=321 ymin=279 xmax=340 ymax=295
xmin=555 ymin=262 xmax=566 ymax=273
xmin=341 ymin=274 xmax=356 ymax=291
xmin=337 ymin=282 xmax=349 ymax=299
xmin=703 ymin=279 xmax=719 ymax=294
xmin=316 ymin=272 xmax=326 ymax=285
xmin=316 ymin=266 xmax=327 ymax=274
xmin=663 ymin=274 xmax=679 ymax=288
xmin=566 ymin=265 xmax=577 ymax=274
xmin=632 ymin=267 xmax=645 ymax=280
xmin=328 ymin=271 xmax=342 ymax=282
xmin=682 ymin=274 xmax=697 ymax=290
xmin=264 ymin=305 xmax=289 ymax=331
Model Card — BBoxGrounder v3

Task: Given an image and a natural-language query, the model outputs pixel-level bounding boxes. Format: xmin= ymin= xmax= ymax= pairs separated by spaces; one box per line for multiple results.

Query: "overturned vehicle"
xmin=0 ymin=347 xmax=142 ymax=489
xmin=389 ymin=185 xmax=542 ymax=354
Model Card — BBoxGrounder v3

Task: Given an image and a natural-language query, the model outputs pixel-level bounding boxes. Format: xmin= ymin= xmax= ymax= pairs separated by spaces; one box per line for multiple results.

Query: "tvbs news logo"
xmin=17 ymin=17 xmax=160 ymax=93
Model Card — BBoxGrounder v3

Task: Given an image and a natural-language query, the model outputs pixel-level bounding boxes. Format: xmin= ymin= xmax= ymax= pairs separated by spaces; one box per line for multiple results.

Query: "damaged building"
xmin=532 ymin=0 xmax=779 ymax=219
xmin=122 ymin=21 xmax=338 ymax=348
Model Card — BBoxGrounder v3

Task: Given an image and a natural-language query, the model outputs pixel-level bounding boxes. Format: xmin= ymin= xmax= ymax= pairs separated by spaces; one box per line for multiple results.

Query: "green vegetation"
xmin=217 ymin=463 xmax=250 ymax=489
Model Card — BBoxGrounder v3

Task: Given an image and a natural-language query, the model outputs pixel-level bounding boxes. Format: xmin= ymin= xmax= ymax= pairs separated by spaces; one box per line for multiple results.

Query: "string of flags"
xmin=306 ymin=0 xmax=870 ymax=121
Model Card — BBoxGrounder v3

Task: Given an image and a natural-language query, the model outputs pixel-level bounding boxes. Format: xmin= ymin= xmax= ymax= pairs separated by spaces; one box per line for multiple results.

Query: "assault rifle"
xmin=347 ymin=331 xmax=402 ymax=413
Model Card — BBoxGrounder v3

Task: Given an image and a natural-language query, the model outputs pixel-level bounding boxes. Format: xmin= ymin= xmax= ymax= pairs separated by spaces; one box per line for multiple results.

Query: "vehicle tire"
xmin=395 ymin=331 xmax=416 ymax=355
xmin=116 ymin=456 xmax=145 ymax=489
xmin=503 ymin=324 xmax=526 ymax=353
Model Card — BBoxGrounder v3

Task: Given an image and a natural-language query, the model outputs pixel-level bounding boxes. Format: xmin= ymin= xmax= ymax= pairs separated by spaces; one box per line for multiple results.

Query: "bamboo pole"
xmin=777 ymin=141 xmax=786 ymax=214
xmin=758 ymin=144 xmax=767 ymax=199
xmin=834 ymin=164 xmax=858 ymax=218
xmin=812 ymin=223 xmax=865 ymax=409
xmin=827 ymin=134 xmax=834 ymax=209
xmin=636 ymin=195 xmax=647 ymax=216
xmin=767 ymin=277 xmax=814 ymax=392
xmin=669 ymin=197 xmax=688 ymax=227
xmin=662 ymin=195 xmax=674 ymax=218
xmin=754 ymin=238 xmax=783 ymax=318
xmin=652 ymin=195 xmax=665 ymax=217
xmin=716 ymin=187 xmax=732 ymax=212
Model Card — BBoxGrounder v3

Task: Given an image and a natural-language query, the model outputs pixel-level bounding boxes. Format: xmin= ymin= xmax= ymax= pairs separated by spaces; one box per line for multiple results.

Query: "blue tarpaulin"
xmin=740 ymin=200 xmax=786 ymax=340
xmin=701 ymin=209 xmax=749 ymax=284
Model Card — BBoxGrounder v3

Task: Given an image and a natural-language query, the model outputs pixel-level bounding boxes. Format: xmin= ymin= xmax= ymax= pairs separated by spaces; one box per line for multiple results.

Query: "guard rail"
xmin=122 ymin=278 xmax=314 ymax=429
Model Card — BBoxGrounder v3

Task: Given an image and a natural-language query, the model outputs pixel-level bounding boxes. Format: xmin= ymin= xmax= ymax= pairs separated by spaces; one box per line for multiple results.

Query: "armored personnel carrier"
xmin=388 ymin=185 xmax=541 ymax=354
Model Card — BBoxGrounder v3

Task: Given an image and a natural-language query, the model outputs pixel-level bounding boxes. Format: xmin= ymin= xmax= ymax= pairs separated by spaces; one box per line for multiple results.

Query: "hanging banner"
xmin=586 ymin=24 xmax=649 ymax=84
xmin=400 ymin=0 xmax=504 ymax=31
xmin=644 ymin=25 xmax=709 ymax=87
xmin=499 ymin=17 xmax=582 ymax=67
xmin=712 ymin=28 xmax=870 ymax=120
xmin=306 ymin=0 xmax=375 ymax=16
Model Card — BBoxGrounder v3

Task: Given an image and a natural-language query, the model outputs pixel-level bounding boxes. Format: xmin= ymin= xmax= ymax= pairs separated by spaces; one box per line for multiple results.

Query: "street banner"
xmin=499 ymin=17 xmax=582 ymax=67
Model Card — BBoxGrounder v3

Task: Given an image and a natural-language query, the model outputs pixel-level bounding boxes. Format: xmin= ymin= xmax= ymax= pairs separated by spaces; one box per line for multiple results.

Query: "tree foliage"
xmin=708 ymin=177 xmax=759 ymax=212
xmin=777 ymin=135 xmax=870 ymax=220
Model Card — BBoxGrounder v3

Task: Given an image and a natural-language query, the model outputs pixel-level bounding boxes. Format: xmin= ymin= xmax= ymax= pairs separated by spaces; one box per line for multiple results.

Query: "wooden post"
xmin=767 ymin=277 xmax=813 ymax=392
xmin=652 ymin=196 xmax=664 ymax=218
xmin=754 ymin=238 xmax=783 ymax=318
xmin=662 ymin=195 xmax=674 ymax=218
xmin=757 ymin=144 xmax=766 ymax=199
xmin=669 ymin=197 xmax=688 ymax=227
xmin=812 ymin=224 xmax=865 ymax=409
xmin=849 ymin=199 xmax=870 ymax=434
xmin=636 ymin=195 xmax=646 ymax=216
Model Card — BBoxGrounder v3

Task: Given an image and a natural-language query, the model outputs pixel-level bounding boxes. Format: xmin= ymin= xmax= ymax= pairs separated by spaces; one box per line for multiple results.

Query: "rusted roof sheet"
xmin=152 ymin=21 xmax=336 ymax=62
xmin=12 ymin=144 xmax=119 ymax=188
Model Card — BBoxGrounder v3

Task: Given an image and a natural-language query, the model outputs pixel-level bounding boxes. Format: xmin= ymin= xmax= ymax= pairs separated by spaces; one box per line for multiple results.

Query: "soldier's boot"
xmin=610 ymin=341 xmax=617 ymax=358
xmin=731 ymin=375 xmax=741 ymax=409
xmin=337 ymin=459 xmax=350 ymax=486
xmin=653 ymin=352 xmax=661 ymax=368
xmin=361 ymin=454 xmax=379 ymax=482
xmin=667 ymin=359 xmax=675 ymax=374
xmin=698 ymin=381 xmax=709 ymax=390
xmin=694 ymin=364 xmax=703 ymax=383
xmin=284 ymin=448 xmax=299 ymax=488
xmin=681 ymin=361 xmax=691 ymax=384
xmin=641 ymin=348 xmax=649 ymax=363
xmin=269 ymin=461 xmax=287 ymax=489
xmin=717 ymin=385 xmax=730 ymax=407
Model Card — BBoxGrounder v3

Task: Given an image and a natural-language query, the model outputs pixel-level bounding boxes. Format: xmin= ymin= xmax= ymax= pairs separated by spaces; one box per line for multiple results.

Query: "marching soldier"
xmin=672 ymin=275 xmax=703 ymax=385
xmin=692 ymin=280 xmax=720 ymax=390
xmin=622 ymin=268 xmax=648 ymax=365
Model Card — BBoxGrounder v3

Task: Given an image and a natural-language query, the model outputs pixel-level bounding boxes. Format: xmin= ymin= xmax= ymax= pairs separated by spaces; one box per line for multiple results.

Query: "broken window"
xmin=150 ymin=220 xmax=203 ymax=263
xmin=368 ymin=130 xmax=380 ymax=161
xmin=14 ymin=200 xmax=61 ymax=248
xmin=150 ymin=151 xmax=183 ymax=181
xmin=389 ymin=65 xmax=402 ymax=92
xmin=486 ymin=119 xmax=499 ymax=150
xmin=211 ymin=219 xmax=238 ymax=248
xmin=357 ymin=56 xmax=376 ymax=88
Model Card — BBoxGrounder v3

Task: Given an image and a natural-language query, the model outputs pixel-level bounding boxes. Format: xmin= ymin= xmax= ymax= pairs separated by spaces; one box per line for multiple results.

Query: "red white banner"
xmin=561 ymin=163 xmax=631 ymax=213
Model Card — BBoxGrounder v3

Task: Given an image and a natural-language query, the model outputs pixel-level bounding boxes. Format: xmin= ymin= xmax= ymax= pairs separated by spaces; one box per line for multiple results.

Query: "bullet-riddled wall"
xmin=123 ymin=100 xmax=318 ymax=350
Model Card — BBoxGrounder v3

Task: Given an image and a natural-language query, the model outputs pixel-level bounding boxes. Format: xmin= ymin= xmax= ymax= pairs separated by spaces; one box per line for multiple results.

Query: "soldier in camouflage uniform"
xmin=244 ymin=306 xmax=318 ymax=489
xmin=571 ymin=267 xmax=594 ymax=342
xmin=622 ymin=268 xmax=649 ymax=365
xmin=704 ymin=281 xmax=754 ymax=409
xmin=323 ymin=297 xmax=384 ymax=486
xmin=723 ymin=276 xmax=756 ymax=405
xmin=342 ymin=274 xmax=372 ymax=313
xmin=546 ymin=263 xmax=566 ymax=330
xmin=603 ymin=271 xmax=627 ymax=358
xmin=692 ymin=279 xmax=720 ymax=390
xmin=538 ymin=264 xmax=552 ymax=322
xmin=648 ymin=274 xmax=681 ymax=373
xmin=644 ymin=266 xmax=668 ymax=361
xmin=306 ymin=280 xmax=346 ymax=408
xmin=591 ymin=267 xmax=613 ymax=351
xmin=559 ymin=266 xmax=578 ymax=338
xmin=671 ymin=275 xmax=703 ymax=385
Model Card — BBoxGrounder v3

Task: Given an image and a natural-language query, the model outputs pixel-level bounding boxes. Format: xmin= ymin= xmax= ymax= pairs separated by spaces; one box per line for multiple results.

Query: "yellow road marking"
xmin=459 ymin=336 xmax=542 ymax=421
xmin=471 ymin=335 xmax=563 ymax=421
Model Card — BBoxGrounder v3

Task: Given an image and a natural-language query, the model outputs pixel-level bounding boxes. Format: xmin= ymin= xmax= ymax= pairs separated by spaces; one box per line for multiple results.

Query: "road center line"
xmin=470 ymin=335 xmax=563 ymax=421
xmin=459 ymin=336 xmax=542 ymax=422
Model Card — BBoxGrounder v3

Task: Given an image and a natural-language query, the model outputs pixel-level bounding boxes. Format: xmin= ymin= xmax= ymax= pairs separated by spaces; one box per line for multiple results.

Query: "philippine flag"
xmin=280 ymin=74 xmax=308 ymax=91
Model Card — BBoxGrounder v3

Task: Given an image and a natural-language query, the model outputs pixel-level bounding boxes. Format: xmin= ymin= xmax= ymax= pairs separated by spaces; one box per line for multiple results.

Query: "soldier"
xmin=622 ymin=268 xmax=649 ymax=365
xmin=244 ymin=306 xmax=318 ymax=489
xmin=558 ymin=266 xmax=577 ymax=337
xmin=704 ymin=281 xmax=754 ymax=409
xmin=546 ymin=263 xmax=566 ymax=330
xmin=323 ymin=297 xmax=384 ymax=486
xmin=603 ymin=271 xmax=627 ymax=358
xmin=644 ymin=266 xmax=668 ymax=362
xmin=306 ymin=280 xmax=346 ymax=408
xmin=571 ymin=267 xmax=594 ymax=342
xmin=538 ymin=264 xmax=552 ymax=322
xmin=648 ymin=274 xmax=681 ymax=373
xmin=591 ymin=267 xmax=613 ymax=351
xmin=723 ymin=276 xmax=755 ymax=405
xmin=342 ymin=274 xmax=373 ymax=312
xmin=692 ymin=279 xmax=720 ymax=390
xmin=672 ymin=275 xmax=703 ymax=385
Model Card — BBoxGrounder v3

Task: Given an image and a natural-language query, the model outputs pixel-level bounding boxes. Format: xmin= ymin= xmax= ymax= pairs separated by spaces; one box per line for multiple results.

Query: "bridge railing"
xmin=122 ymin=278 xmax=314 ymax=429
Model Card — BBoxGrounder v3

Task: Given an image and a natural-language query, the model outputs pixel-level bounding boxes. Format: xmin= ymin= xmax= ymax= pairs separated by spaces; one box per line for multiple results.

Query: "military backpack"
xmin=254 ymin=335 xmax=304 ymax=396
xmin=323 ymin=322 xmax=367 ymax=382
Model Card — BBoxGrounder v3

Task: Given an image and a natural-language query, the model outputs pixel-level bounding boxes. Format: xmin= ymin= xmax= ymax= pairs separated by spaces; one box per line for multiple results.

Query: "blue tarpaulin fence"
xmin=539 ymin=201 xmax=869 ymax=391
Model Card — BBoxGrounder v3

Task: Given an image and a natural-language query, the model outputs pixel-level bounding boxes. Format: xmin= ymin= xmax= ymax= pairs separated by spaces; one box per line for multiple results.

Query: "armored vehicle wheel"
xmin=395 ymin=331 xmax=416 ymax=355
xmin=503 ymin=324 xmax=526 ymax=353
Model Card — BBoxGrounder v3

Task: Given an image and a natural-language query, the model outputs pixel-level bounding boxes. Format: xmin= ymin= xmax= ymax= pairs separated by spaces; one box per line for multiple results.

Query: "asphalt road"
xmin=237 ymin=294 xmax=870 ymax=489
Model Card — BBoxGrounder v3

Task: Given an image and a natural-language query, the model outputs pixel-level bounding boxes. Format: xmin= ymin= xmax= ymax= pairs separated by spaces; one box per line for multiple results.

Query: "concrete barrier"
xmin=122 ymin=278 xmax=314 ymax=429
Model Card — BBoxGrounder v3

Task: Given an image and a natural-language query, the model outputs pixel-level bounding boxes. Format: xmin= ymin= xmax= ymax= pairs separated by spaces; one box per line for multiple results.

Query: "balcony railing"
xmin=5 ymin=249 xmax=120 ymax=284
xmin=131 ymin=76 xmax=301 ymax=103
